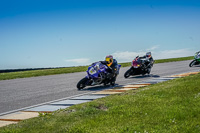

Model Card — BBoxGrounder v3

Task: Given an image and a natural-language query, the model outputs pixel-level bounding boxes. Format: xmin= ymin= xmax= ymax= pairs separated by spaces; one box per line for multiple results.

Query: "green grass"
xmin=1 ymin=73 xmax=200 ymax=132
xmin=0 ymin=66 xmax=88 ymax=80
xmin=0 ymin=56 xmax=193 ymax=80
xmin=154 ymin=56 xmax=193 ymax=64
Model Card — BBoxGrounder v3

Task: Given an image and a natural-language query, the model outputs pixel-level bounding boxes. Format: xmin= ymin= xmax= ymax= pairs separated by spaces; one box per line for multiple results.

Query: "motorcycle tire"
xmin=110 ymin=76 xmax=116 ymax=86
xmin=124 ymin=68 xmax=132 ymax=78
xmin=110 ymin=81 xmax=115 ymax=86
xmin=189 ymin=60 xmax=196 ymax=67
xmin=142 ymin=72 xmax=146 ymax=76
xmin=77 ymin=77 xmax=88 ymax=90
xmin=147 ymin=68 xmax=151 ymax=75
xmin=104 ymin=80 xmax=109 ymax=86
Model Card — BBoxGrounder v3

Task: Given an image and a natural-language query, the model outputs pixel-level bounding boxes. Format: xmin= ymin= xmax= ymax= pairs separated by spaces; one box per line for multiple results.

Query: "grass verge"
xmin=0 ymin=66 xmax=88 ymax=80
xmin=1 ymin=73 xmax=200 ymax=132
xmin=154 ymin=56 xmax=193 ymax=64
xmin=0 ymin=56 xmax=193 ymax=80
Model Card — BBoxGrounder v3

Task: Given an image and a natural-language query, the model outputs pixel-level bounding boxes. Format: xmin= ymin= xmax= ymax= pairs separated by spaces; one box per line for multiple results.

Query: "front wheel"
xmin=124 ymin=68 xmax=132 ymax=78
xmin=189 ymin=60 xmax=196 ymax=67
xmin=77 ymin=77 xmax=88 ymax=90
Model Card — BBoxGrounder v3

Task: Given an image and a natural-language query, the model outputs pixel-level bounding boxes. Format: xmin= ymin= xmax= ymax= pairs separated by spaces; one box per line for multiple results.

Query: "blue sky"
xmin=1 ymin=0 xmax=200 ymax=69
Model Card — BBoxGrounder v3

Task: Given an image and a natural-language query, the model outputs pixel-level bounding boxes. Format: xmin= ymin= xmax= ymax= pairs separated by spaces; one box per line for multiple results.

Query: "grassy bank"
xmin=154 ymin=56 xmax=193 ymax=64
xmin=0 ymin=56 xmax=193 ymax=80
xmin=0 ymin=66 xmax=88 ymax=80
xmin=1 ymin=73 xmax=200 ymax=132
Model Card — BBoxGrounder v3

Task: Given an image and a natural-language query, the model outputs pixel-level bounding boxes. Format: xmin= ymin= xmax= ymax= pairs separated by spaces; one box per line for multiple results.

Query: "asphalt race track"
xmin=0 ymin=60 xmax=199 ymax=114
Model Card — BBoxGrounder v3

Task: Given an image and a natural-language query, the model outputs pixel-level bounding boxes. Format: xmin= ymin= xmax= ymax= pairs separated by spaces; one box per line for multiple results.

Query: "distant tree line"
xmin=0 ymin=68 xmax=49 ymax=73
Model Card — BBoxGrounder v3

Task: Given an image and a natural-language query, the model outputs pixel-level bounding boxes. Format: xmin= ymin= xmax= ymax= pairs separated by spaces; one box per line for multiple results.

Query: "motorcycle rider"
xmin=196 ymin=51 xmax=200 ymax=57
xmin=139 ymin=52 xmax=154 ymax=74
xmin=100 ymin=55 xmax=119 ymax=79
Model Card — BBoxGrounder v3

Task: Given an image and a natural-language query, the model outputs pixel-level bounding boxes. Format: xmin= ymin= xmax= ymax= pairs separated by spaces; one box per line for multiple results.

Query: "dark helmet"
xmin=146 ymin=52 xmax=152 ymax=58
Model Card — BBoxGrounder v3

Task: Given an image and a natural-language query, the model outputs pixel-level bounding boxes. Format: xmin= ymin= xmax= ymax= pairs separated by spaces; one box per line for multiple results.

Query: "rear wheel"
xmin=147 ymin=68 xmax=151 ymax=75
xmin=77 ymin=77 xmax=88 ymax=90
xmin=110 ymin=76 xmax=116 ymax=86
xmin=104 ymin=80 xmax=109 ymax=86
xmin=110 ymin=81 xmax=115 ymax=86
xmin=189 ymin=60 xmax=196 ymax=67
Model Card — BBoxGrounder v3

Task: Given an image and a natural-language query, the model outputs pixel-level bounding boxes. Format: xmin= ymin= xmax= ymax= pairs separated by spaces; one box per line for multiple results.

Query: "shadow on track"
xmin=127 ymin=74 xmax=160 ymax=79
xmin=78 ymin=84 xmax=120 ymax=91
xmin=193 ymin=65 xmax=200 ymax=67
xmin=78 ymin=74 xmax=161 ymax=91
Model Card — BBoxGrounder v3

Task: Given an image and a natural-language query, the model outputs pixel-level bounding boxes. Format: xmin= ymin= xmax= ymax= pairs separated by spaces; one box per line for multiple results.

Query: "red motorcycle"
xmin=124 ymin=56 xmax=153 ymax=78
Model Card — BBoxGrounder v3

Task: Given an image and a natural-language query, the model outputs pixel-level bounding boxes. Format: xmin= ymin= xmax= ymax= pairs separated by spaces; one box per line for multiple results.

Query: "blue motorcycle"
xmin=77 ymin=62 xmax=121 ymax=90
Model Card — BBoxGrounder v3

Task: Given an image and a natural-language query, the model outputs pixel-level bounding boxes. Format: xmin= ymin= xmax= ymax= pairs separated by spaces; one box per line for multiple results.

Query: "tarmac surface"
xmin=0 ymin=60 xmax=199 ymax=115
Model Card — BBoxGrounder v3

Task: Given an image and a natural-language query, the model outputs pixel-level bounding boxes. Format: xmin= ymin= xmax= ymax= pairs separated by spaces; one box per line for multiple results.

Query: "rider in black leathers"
xmin=139 ymin=52 xmax=154 ymax=74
